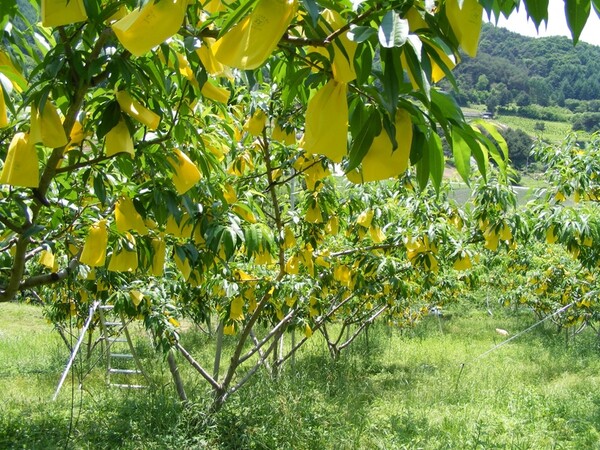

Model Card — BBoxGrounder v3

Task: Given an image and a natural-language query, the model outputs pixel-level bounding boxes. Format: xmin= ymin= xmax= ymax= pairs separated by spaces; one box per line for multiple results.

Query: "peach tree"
xmin=1 ymin=0 xmax=595 ymax=407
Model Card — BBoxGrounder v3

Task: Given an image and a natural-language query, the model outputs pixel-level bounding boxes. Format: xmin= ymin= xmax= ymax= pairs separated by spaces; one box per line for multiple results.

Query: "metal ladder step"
xmin=110 ymin=353 xmax=134 ymax=359
xmin=109 ymin=368 xmax=142 ymax=375
xmin=98 ymin=303 xmax=150 ymax=389
xmin=109 ymin=383 xmax=146 ymax=389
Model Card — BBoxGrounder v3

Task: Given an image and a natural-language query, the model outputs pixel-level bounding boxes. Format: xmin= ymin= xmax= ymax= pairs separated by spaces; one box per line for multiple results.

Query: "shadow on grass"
xmin=0 ymin=387 xmax=184 ymax=450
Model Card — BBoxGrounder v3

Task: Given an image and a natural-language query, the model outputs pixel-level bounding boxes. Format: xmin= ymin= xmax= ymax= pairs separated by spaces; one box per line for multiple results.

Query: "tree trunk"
xmin=167 ymin=350 xmax=188 ymax=404
xmin=213 ymin=320 xmax=224 ymax=381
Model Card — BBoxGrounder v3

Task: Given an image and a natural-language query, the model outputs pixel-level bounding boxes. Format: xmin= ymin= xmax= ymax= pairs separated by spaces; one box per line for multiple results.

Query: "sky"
xmin=489 ymin=0 xmax=600 ymax=46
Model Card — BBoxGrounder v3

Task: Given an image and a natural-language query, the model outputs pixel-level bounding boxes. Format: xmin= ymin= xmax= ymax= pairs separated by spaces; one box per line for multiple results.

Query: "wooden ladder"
xmin=97 ymin=305 xmax=150 ymax=389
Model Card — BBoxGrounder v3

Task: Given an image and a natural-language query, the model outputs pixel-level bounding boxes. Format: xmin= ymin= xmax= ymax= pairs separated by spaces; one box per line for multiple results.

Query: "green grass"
xmin=2 ymin=301 xmax=600 ymax=448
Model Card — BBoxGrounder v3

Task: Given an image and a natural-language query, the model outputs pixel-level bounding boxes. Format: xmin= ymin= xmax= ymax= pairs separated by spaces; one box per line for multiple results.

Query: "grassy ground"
xmin=2 ymin=301 xmax=600 ymax=449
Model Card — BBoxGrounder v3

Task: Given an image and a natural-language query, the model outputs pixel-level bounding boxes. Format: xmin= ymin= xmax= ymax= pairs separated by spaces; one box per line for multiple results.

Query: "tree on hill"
xmin=500 ymin=127 xmax=534 ymax=169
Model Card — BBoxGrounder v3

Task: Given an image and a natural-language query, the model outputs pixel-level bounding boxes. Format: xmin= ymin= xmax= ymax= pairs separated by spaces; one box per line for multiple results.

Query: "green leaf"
xmin=413 ymin=130 xmax=429 ymax=190
xmin=565 ymin=0 xmax=591 ymax=44
xmin=431 ymin=89 xmax=464 ymax=124
xmin=349 ymin=26 xmax=377 ymax=43
xmin=0 ymin=0 xmax=17 ymax=29
xmin=378 ymin=11 xmax=409 ymax=48
xmin=302 ymin=0 xmax=320 ymax=27
xmin=451 ymin=128 xmax=472 ymax=184
xmin=218 ymin=0 xmax=258 ymax=38
xmin=382 ymin=113 xmax=398 ymax=151
xmin=93 ymin=173 xmax=107 ymax=206
xmin=403 ymin=37 xmax=430 ymax=102
xmin=472 ymin=119 xmax=509 ymax=163
xmin=470 ymin=136 xmax=488 ymax=181
xmin=428 ymin=132 xmax=444 ymax=192
xmin=475 ymin=130 xmax=506 ymax=178
xmin=523 ymin=0 xmax=549 ymax=29
xmin=355 ymin=41 xmax=373 ymax=85
xmin=245 ymin=225 xmax=258 ymax=257
xmin=382 ymin=48 xmax=402 ymax=112
xmin=97 ymin=101 xmax=122 ymax=140
xmin=347 ymin=109 xmax=382 ymax=172
xmin=423 ymin=39 xmax=458 ymax=90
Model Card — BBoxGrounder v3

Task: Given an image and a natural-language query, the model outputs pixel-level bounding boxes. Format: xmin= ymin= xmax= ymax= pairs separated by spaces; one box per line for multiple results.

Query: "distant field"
xmin=492 ymin=115 xmax=574 ymax=144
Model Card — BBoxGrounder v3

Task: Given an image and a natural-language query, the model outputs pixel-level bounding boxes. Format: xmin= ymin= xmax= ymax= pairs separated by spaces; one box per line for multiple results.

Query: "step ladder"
xmin=98 ymin=305 xmax=150 ymax=389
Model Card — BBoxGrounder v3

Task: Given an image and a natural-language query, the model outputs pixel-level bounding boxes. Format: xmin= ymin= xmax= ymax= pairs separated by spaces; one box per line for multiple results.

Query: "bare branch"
xmin=338 ymin=305 xmax=388 ymax=351
xmin=239 ymin=308 xmax=296 ymax=364
xmin=226 ymin=327 xmax=284 ymax=400
xmin=175 ymin=342 xmax=221 ymax=391
xmin=330 ymin=243 xmax=402 ymax=258
xmin=276 ymin=293 xmax=356 ymax=368
xmin=249 ymin=330 xmax=272 ymax=374
xmin=19 ymin=257 xmax=79 ymax=290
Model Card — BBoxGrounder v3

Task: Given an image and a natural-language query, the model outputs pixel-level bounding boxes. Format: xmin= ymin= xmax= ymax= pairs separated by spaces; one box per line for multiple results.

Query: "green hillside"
xmin=450 ymin=23 xmax=600 ymax=111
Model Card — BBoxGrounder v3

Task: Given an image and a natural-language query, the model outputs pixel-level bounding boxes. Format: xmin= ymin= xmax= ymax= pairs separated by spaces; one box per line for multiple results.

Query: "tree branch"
xmin=0 ymin=214 xmax=24 ymax=233
xmin=224 ymin=326 xmax=284 ymax=402
xmin=275 ymin=292 xmax=356 ymax=368
xmin=338 ymin=305 xmax=388 ymax=351
xmin=323 ymin=6 xmax=382 ymax=45
xmin=55 ymin=154 xmax=116 ymax=174
xmin=18 ymin=257 xmax=79 ymax=290
xmin=330 ymin=243 xmax=400 ymax=258
xmin=238 ymin=308 xmax=296 ymax=364
xmin=175 ymin=342 xmax=221 ymax=391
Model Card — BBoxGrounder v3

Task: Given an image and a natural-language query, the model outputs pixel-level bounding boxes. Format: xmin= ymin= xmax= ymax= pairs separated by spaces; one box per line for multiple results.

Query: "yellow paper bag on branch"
xmin=112 ymin=0 xmax=188 ymax=56
xmin=346 ymin=109 xmax=413 ymax=183
xmin=115 ymin=196 xmax=148 ymax=235
xmin=41 ymin=0 xmax=88 ymax=28
xmin=116 ymin=91 xmax=160 ymax=130
xmin=0 ymin=133 xmax=39 ymax=188
xmin=213 ymin=0 xmax=297 ymax=70
xmin=30 ymin=101 xmax=68 ymax=149
xmin=79 ymin=220 xmax=109 ymax=267
xmin=170 ymin=149 xmax=202 ymax=195
xmin=303 ymin=80 xmax=348 ymax=163
xmin=105 ymin=119 xmax=134 ymax=156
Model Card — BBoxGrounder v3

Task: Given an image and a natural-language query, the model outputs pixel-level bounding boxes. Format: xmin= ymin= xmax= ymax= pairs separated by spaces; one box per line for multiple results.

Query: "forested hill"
xmin=451 ymin=23 xmax=600 ymax=108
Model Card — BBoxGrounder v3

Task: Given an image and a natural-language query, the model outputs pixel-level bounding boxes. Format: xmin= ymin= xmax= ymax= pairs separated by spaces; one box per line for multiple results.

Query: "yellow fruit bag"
xmin=303 ymin=80 xmax=348 ymax=163
xmin=116 ymin=91 xmax=160 ymax=130
xmin=0 ymin=133 xmax=39 ymax=188
xmin=41 ymin=0 xmax=87 ymax=27
xmin=79 ymin=220 xmax=109 ymax=267
xmin=112 ymin=0 xmax=188 ymax=56
xmin=170 ymin=149 xmax=202 ymax=195
xmin=105 ymin=119 xmax=134 ymax=156
xmin=346 ymin=109 xmax=413 ymax=183
xmin=213 ymin=0 xmax=297 ymax=69
xmin=30 ymin=101 xmax=68 ymax=148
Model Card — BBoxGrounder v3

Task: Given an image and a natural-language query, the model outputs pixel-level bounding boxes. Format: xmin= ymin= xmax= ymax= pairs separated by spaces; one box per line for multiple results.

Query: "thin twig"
xmin=56 ymin=154 xmax=116 ymax=174
xmin=338 ymin=305 xmax=388 ymax=351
